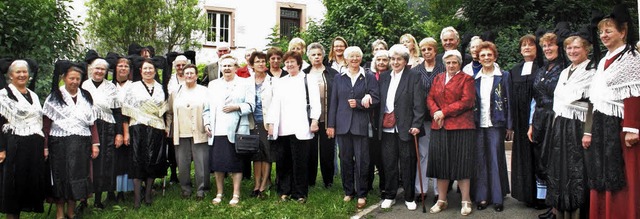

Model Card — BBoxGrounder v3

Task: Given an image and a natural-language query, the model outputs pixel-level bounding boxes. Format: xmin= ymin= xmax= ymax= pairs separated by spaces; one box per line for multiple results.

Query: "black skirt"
xmin=210 ymin=136 xmax=243 ymax=173
xmin=92 ymin=119 xmax=116 ymax=192
xmin=584 ymin=111 xmax=626 ymax=191
xmin=0 ymin=133 xmax=45 ymax=214
xmin=114 ymin=141 xmax=132 ymax=176
xmin=251 ymin=123 xmax=272 ymax=162
xmin=49 ymin=135 xmax=92 ymax=201
xmin=531 ymin=107 xmax=555 ymax=180
xmin=426 ymin=129 xmax=475 ymax=180
xmin=510 ymin=78 xmax=537 ymax=203
xmin=129 ymin=125 xmax=167 ymax=179
xmin=545 ymin=117 xmax=588 ymax=211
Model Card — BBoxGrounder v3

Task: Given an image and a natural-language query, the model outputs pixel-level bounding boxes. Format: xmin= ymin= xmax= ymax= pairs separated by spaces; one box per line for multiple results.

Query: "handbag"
xmin=382 ymin=112 xmax=396 ymax=128
xmin=234 ymin=117 xmax=260 ymax=154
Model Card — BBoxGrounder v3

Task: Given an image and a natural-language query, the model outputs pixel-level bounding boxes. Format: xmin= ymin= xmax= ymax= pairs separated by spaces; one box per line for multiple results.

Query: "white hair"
xmin=443 ymin=50 xmax=462 ymax=64
xmin=371 ymin=50 xmax=390 ymax=71
xmin=88 ymin=58 xmax=109 ymax=79
xmin=388 ymin=44 xmax=410 ymax=61
xmin=8 ymin=60 xmax=29 ymax=75
xmin=174 ymin=55 xmax=189 ymax=68
xmin=440 ymin=26 xmax=460 ymax=41
xmin=344 ymin=46 xmax=363 ymax=58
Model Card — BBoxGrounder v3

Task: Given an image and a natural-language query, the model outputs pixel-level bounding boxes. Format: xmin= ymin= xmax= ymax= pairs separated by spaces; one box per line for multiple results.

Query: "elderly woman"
xmin=166 ymin=64 xmax=210 ymax=200
xmin=43 ymin=61 xmax=99 ymax=219
xmin=426 ymin=50 xmax=476 ymax=216
xmin=249 ymin=51 xmax=274 ymax=197
xmin=329 ymin=37 xmax=349 ymax=71
xmin=204 ymin=55 xmax=254 ymax=206
xmin=586 ymin=6 xmax=640 ymax=218
xmin=365 ymin=39 xmax=388 ymax=70
xmin=509 ymin=34 xmax=543 ymax=208
xmin=267 ymin=47 xmax=288 ymax=79
xmin=366 ymin=49 xmax=389 ymax=192
xmin=81 ymin=56 xmax=122 ymax=209
xmin=472 ymin=42 xmax=511 ymax=212
xmin=121 ymin=58 xmax=169 ymax=209
xmin=462 ymin=36 xmax=484 ymax=77
xmin=411 ymin=37 xmax=444 ymax=202
xmin=167 ymin=55 xmax=189 ymax=93
xmin=0 ymin=60 xmax=46 ymax=219
xmin=544 ymin=30 xmax=596 ymax=219
xmin=400 ymin=34 xmax=424 ymax=68
xmin=378 ymin=44 xmax=425 ymax=210
xmin=527 ymin=31 xmax=568 ymax=214
xmin=302 ymin=42 xmax=339 ymax=188
xmin=327 ymin=46 xmax=379 ymax=209
xmin=267 ymin=51 xmax=320 ymax=203
xmin=236 ymin=48 xmax=257 ymax=78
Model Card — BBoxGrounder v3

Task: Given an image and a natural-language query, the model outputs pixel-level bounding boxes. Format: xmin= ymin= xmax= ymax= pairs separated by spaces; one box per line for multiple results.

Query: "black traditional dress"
xmin=0 ymin=84 xmax=45 ymax=214
xmin=121 ymin=81 xmax=168 ymax=179
xmin=43 ymin=87 xmax=97 ymax=201
xmin=509 ymin=61 xmax=539 ymax=203
xmin=114 ymin=80 xmax=133 ymax=191
xmin=530 ymin=59 xmax=565 ymax=198
xmin=81 ymin=79 xmax=121 ymax=194
xmin=545 ymin=60 xmax=594 ymax=215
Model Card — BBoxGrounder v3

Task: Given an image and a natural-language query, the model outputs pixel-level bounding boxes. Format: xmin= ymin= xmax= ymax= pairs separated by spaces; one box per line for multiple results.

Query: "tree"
xmin=298 ymin=0 xmax=429 ymax=60
xmin=0 ymin=0 xmax=82 ymax=98
xmin=85 ymin=0 xmax=207 ymax=55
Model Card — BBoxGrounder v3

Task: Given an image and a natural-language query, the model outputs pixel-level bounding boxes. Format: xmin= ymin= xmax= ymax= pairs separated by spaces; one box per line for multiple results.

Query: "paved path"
xmin=356 ymin=149 xmax=550 ymax=218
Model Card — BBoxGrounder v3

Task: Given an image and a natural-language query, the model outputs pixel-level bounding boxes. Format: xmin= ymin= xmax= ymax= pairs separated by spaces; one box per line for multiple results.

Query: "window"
xmin=207 ymin=11 xmax=231 ymax=43
xmin=279 ymin=8 xmax=301 ymax=40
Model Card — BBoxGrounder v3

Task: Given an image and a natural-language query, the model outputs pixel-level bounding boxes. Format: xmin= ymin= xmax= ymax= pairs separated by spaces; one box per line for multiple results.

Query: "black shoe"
xmin=250 ymin=190 xmax=260 ymax=197
xmin=494 ymin=204 xmax=504 ymax=212
xmin=415 ymin=193 xmax=426 ymax=203
xmin=477 ymin=201 xmax=488 ymax=210
xmin=93 ymin=202 xmax=105 ymax=209
xmin=538 ymin=208 xmax=553 ymax=218
xmin=117 ymin=192 xmax=125 ymax=202
xmin=432 ymin=196 xmax=438 ymax=204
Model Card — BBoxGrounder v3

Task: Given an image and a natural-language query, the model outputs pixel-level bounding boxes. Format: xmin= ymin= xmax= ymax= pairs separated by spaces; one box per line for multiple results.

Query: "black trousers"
xmin=380 ymin=132 xmax=416 ymax=201
xmin=368 ymin=134 xmax=384 ymax=191
xmin=337 ymin=133 xmax=370 ymax=198
xmin=308 ymin=123 xmax=335 ymax=186
xmin=275 ymin=135 xmax=310 ymax=199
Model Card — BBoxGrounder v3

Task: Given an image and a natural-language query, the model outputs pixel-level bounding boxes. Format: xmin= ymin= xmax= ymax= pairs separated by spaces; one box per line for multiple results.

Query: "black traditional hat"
xmin=480 ymin=31 xmax=497 ymax=43
xmin=165 ymin=50 xmax=197 ymax=84
xmin=106 ymin=52 xmax=126 ymax=84
xmin=131 ymin=56 xmax=169 ymax=100
xmin=606 ymin=4 xmax=638 ymax=56
xmin=0 ymin=58 xmax=39 ymax=91
xmin=128 ymin=43 xmax=142 ymax=56
xmin=49 ymin=60 xmax=92 ymax=105
xmin=460 ymin=33 xmax=476 ymax=55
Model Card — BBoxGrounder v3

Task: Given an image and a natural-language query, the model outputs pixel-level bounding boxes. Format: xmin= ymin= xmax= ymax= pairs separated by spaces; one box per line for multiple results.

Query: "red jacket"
xmin=236 ymin=66 xmax=251 ymax=78
xmin=427 ymin=71 xmax=476 ymax=130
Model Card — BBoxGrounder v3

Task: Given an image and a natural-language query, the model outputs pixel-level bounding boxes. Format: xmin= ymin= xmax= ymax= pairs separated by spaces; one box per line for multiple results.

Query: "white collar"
xmin=475 ymin=65 xmax=502 ymax=79
xmin=605 ymin=45 xmax=626 ymax=59
xmin=340 ymin=67 xmax=365 ymax=77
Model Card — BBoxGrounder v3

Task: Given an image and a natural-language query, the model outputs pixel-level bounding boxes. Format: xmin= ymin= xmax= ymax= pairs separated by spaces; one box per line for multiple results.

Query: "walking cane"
xmin=414 ymin=134 xmax=426 ymax=213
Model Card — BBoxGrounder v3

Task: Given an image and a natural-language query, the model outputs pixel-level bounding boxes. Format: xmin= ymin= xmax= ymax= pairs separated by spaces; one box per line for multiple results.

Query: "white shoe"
xmin=380 ymin=199 xmax=396 ymax=209
xmin=405 ymin=201 xmax=417 ymax=210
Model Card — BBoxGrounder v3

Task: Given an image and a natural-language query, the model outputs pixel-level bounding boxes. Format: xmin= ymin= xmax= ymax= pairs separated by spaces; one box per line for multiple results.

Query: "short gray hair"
xmin=371 ymin=39 xmax=388 ymax=50
xmin=344 ymin=46 xmax=363 ymax=58
xmin=8 ymin=60 xmax=29 ymax=75
xmin=88 ymin=58 xmax=109 ymax=79
xmin=174 ymin=55 xmax=190 ymax=68
xmin=306 ymin=42 xmax=325 ymax=57
xmin=388 ymin=44 xmax=410 ymax=62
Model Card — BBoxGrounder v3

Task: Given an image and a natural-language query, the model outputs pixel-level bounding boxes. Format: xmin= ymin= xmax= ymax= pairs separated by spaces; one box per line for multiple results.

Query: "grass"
xmin=20 ymin=169 xmax=381 ymax=219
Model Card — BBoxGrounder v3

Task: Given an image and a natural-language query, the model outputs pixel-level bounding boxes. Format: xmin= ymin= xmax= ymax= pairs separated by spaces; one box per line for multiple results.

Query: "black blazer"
xmin=327 ymin=71 xmax=380 ymax=136
xmin=377 ymin=68 xmax=426 ymax=141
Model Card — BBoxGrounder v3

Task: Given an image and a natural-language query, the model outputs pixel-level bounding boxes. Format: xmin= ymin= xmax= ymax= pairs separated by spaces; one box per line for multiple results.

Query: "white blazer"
xmin=266 ymin=73 xmax=321 ymax=140
xmin=203 ymin=77 xmax=255 ymax=145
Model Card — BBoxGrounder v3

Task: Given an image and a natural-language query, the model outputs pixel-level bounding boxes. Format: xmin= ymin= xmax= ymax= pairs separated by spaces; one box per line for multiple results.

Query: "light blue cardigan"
xmin=202 ymin=77 xmax=255 ymax=145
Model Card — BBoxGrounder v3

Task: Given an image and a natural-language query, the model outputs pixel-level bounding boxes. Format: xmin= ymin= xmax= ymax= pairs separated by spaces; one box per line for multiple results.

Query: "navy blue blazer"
xmin=328 ymin=71 xmax=380 ymax=136
xmin=377 ymin=68 xmax=426 ymax=141
xmin=474 ymin=70 xmax=512 ymax=129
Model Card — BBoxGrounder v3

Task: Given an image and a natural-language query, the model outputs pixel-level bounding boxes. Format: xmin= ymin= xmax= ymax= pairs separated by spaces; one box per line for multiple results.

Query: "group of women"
xmin=0 ymin=5 xmax=639 ymax=219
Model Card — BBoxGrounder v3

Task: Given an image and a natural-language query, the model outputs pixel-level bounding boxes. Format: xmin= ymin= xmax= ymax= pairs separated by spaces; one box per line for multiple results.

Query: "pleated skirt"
xmin=0 ymin=134 xmax=46 ymax=214
xmin=545 ymin=117 xmax=587 ymax=211
xmin=210 ymin=136 xmax=243 ymax=173
xmin=49 ymin=135 xmax=92 ymax=201
xmin=426 ymin=129 xmax=475 ymax=180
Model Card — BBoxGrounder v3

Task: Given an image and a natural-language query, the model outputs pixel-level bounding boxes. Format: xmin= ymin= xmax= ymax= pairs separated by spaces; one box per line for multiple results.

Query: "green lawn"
xmin=21 ymin=170 xmax=382 ymax=219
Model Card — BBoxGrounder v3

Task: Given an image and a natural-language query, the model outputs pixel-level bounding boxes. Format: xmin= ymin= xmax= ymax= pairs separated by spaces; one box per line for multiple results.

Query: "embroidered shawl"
xmin=590 ymin=50 xmax=640 ymax=118
xmin=121 ymin=81 xmax=167 ymax=130
xmin=81 ymin=80 xmax=120 ymax=123
xmin=42 ymin=87 xmax=96 ymax=137
xmin=553 ymin=60 xmax=595 ymax=122
xmin=0 ymin=84 xmax=43 ymax=136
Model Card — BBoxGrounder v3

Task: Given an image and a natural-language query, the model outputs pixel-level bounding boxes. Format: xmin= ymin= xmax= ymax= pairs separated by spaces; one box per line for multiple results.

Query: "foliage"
xmin=85 ymin=0 xmax=208 ymax=56
xmin=0 ymin=0 xmax=82 ymax=99
xmin=299 ymin=0 xmax=429 ymax=61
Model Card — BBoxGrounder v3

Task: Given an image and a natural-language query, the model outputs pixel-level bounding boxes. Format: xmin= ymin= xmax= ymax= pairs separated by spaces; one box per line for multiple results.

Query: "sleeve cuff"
xmin=623 ymin=127 xmax=639 ymax=134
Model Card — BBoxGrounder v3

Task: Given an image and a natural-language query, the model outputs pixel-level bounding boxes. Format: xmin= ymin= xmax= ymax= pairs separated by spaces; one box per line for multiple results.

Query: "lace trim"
xmin=0 ymin=87 xmax=44 ymax=136
xmin=42 ymin=87 xmax=96 ymax=136
xmin=121 ymin=81 xmax=167 ymax=130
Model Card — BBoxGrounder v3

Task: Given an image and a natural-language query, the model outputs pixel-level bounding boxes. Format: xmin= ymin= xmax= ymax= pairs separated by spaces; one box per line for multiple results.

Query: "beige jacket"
xmin=167 ymin=84 xmax=209 ymax=145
